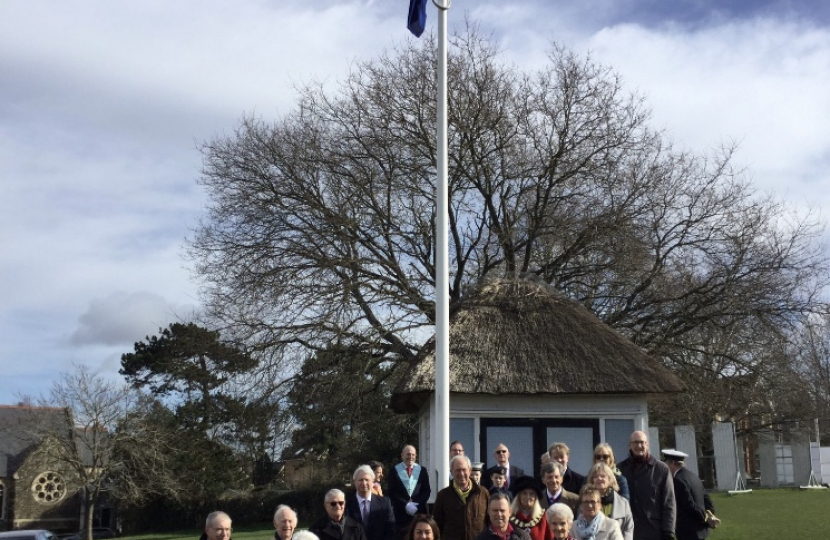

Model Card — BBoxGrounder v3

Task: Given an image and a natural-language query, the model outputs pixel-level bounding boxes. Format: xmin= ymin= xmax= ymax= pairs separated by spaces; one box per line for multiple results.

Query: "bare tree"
xmin=189 ymin=27 xmax=829 ymax=419
xmin=28 ymin=365 xmax=176 ymax=539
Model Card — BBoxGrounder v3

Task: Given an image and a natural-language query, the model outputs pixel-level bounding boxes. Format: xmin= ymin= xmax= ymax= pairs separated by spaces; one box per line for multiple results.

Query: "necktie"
xmin=406 ymin=467 xmax=412 ymax=477
xmin=362 ymin=499 xmax=369 ymax=524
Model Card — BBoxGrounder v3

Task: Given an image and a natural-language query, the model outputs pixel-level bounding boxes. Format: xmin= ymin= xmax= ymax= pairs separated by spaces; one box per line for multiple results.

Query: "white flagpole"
xmin=434 ymin=0 xmax=450 ymax=491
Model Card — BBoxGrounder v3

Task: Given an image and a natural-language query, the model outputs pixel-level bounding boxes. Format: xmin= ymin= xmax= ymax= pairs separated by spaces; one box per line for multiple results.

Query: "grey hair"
xmin=325 ymin=488 xmax=345 ymax=503
xmin=273 ymin=504 xmax=297 ymax=523
xmin=354 ymin=464 xmax=376 ymax=481
xmin=541 ymin=461 xmax=564 ymax=476
xmin=545 ymin=502 xmax=574 ymax=523
xmin=292 ymin=533 xmax=319 ymax=540
xmin=450 ymin=454 xmax=471 ymax=470
xmin=206 ymin=511 xmax=231 ymax=528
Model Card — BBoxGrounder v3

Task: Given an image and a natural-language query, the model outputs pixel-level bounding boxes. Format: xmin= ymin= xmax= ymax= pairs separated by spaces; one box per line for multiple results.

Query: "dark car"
xmin=0 ymin=530 xmax=57 ymax=540
xmin=62 ymin=529 xmax=115 ymax=540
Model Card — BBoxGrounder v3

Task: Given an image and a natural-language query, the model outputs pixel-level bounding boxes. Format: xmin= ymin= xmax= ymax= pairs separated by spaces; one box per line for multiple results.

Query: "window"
xmin=31 ymin=471 xmax=66 ymax=503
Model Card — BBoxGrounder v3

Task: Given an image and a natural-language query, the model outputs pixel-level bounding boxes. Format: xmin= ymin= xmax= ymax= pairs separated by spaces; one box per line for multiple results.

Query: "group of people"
xmin=201 ymin=431 xmax=719 ymax=540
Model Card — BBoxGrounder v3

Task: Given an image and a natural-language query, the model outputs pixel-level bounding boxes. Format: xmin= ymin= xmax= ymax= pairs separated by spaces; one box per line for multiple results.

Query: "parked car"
xmin=0 ymin=530 xmax=57 ymax=540
xmin=62 ymin=529 xmax=115 ymax=540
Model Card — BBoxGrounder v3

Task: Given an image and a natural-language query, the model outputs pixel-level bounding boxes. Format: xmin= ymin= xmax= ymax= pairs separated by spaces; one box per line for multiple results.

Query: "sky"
xmin=2 ymin=0 xmax=830 ymax=404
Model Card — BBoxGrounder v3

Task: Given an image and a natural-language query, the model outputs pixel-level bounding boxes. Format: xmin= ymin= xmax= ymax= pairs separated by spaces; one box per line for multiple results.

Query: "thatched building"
xmin=391 ymin=277 xmax=683 ymax=482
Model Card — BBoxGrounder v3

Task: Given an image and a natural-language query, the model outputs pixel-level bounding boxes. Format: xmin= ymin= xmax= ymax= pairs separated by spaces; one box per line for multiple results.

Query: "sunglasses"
xmin=594 ymin=454 xmax=611 ymax=460
xmin=329 ymin=501 xmax=345 ymax=507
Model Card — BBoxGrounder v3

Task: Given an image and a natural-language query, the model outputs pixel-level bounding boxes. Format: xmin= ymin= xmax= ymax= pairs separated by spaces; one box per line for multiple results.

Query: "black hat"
xmin=490 ymin=465 xmax=507 ymax=476
xmin=471 ymin=462 xmax=484 ymax=472
xmin=511 ymin=476 xmax=542 ymax=498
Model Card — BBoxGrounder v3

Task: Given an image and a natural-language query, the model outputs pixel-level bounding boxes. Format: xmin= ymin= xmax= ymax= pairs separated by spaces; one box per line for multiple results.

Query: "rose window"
xmin=31 ymin=471 xmax=66 ymax=503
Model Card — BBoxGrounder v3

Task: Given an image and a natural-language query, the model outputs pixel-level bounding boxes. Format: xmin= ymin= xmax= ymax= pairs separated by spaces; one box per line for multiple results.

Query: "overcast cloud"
xmin=2 ymin=0 xmax=829 ymax=402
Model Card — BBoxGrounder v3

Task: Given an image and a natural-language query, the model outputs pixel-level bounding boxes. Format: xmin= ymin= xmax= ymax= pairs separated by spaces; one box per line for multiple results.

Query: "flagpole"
xmin=434 ymin=0 xmax=450 ymax=491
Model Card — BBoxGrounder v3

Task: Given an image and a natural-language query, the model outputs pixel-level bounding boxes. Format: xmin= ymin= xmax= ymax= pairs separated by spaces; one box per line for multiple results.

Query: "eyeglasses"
xmin=329 ymin=501 xmax=345 ymax=507
xmin=594 ymin=454 xmax=611 ymax=460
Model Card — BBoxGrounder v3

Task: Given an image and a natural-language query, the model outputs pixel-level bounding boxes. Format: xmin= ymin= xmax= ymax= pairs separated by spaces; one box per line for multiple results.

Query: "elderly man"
xmin=539 ymin=462 xmax=578 ymax=515
xmin=346 ymin=465 xmax=396 ymax=540
xmin=473 ymin=493 xmax=530 ymax=540
xmin=388 ymin=445 xmax=431 ymax=538
xmin=483 ymin=443 xmax=524 ymax=493
xmin=618 ymin=431 xmax=676 ymax=540
xmin=203 ymin=511 xmax=232 ymax=540
xmin=548 ymin=443 xmax=585 ymax=494
xmin=434 ymin=455 xmax=490 ymax=540
xmin=273 ymin=506 xmax=298 ymax=540
xmin=311 ymin=489 xmax=368 ymax=540
xmin=662 ymin=450 xmax=711 ymax=540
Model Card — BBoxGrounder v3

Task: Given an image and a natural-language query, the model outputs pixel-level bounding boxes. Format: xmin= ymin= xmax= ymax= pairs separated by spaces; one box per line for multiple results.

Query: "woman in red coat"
xmin=509 ymin=476 xmax=552 ymax=540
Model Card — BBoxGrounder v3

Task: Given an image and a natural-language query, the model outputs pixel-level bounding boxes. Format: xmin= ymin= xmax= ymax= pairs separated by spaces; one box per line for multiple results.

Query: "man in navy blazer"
xmin=347 ymin=465 xmax=396 ymax=540
xmin=387 ymin=445 xmax=431 ymax=539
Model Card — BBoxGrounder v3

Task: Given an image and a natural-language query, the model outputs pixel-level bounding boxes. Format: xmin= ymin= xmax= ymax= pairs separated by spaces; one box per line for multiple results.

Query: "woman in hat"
xmin=509 ymin=476 xmax=552 ymax=540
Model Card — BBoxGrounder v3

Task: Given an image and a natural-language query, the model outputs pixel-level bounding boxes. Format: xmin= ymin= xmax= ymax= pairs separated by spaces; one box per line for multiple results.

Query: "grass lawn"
xmin=708 ymin=488 xmax=828 ymax=539
xmin=121 ymin=489 xmax=830 ymax=540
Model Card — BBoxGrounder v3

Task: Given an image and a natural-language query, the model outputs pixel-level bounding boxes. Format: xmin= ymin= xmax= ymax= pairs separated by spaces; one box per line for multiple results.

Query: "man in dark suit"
xmin=619 ymin=431 xmax=675 ymax=540
xmin=387 ymin=445 xmax=431 ymax=539
xmin=482 ymin=443 xmax=524 ymax=494
xmin=347 ymin=465 xmax=396 ymax=540
xmin=548 ymin=442 xmax=586 ymax=494
xmin=662 ymin=449 xmax=710 ymax=540
xmin=310 ymin=489 xmax=368 ymax=540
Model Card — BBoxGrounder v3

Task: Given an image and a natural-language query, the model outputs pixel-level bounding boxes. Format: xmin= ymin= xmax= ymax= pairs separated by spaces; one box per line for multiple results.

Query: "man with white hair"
xmin=204 ymin=511 xmax=232 ymax=540
xmin=311 ymin=489 xmax=368 ymax=540
xmin=346 ymin=465 xmax=396 ymax=540
xmin=273 ymin=505 xmax=298 ymax=540
xmin=433 ymin=455 xmax=489 ymax=540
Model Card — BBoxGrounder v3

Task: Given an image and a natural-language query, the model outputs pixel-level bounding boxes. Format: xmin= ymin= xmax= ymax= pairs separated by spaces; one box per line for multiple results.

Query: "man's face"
xmin=488 ymin=498 xmax=511 ymax=532
xmin=551 ymin=450 xmax=568 ymax=469
xmin=491 ymin=473 xmax=506 ymax=488
xmin=494 ymin=444 xmax=509 ymax=465
xmin=452 ymin=460 xmax=471 ymax=489
xmin=629 ymin=431 xmax=649 ymax=458
xmin=450 ymin=442 xmax=465 ymax=457
xmin=543 ymin=470 xmax=562 ymax=493
xmin=274 ymin=510 xmax=296 ymax=540
xmin=355 ymin=471 xmax=373 ymax=497
xmin=402 ymin=446 xmax=417 ymax=466
xmin=206 ymin=516 xmax=231 ymax=540
xmin=325 ymin=494 xmax=346 ymax=522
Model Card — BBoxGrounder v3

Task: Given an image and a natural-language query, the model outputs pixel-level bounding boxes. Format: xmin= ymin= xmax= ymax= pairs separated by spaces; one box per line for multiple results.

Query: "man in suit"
xmin=310 ymin=489 xmax=368 ymax=540
xmin=388 ymin=444 xmax=431 ymax=539
xmin=619 ymin=431 xmax=676 ymax=540
xmin=662 ymin=449 xmax=710 ymax=540
xmin=347 ymin=465 xmax=396 ymax=540
xmin=540 ymin=462 xmax=578 ymax=515
xmin=482 ymin=443 xmax=524 ymax=493
xmin=548 ymin=442 xmax=586 ymax=494
xmin=272 ymin=505 xmax=298 ymax=540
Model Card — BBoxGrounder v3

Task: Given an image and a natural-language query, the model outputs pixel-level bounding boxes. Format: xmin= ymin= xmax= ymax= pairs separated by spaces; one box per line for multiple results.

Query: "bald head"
xmin=629 ymin=430 xmax=649 ymax=458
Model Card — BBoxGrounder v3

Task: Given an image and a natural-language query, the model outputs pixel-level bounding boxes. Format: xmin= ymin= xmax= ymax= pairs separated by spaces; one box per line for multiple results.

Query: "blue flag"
xmin=408 ymin=0 xmax=427 ymax=37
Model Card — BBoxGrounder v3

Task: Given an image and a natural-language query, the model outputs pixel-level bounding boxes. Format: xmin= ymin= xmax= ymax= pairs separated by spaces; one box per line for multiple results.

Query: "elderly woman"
xmin=592 ymin=444 xmax=628 ymax=500
xmin=585 ymin=464 xmax=633 ymax=540
xmin=544 ymin=503 xmax=575 ymax=540
xmin=570 ymin=486 xmax=622 ymax=540
xmin=405 ymin=515 xmax=441 ymax=540
xmin=509 ymin=476 xmax=552 ymax=540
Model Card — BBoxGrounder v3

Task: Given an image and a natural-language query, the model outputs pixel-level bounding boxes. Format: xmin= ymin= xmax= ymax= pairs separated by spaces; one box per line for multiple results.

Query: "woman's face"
xmin=518 ymin=488 xmax=537 ymax=511
xmin=413 ymin=522 xmax=434 ymax=540
xmin=548 ymin=515 xmax=572 ymax=540
xmin=580 ymin=494 xmax=601 ymax=519
xmin=592 ymin=471 xmax=609 ymax=491
xmin=374 ymin=466 xmax=384 ymax=481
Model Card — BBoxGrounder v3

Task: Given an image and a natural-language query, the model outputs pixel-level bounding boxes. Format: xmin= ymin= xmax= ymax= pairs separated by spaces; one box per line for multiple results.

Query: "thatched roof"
xmin=391 ymin=277 xmax=684 ymax=413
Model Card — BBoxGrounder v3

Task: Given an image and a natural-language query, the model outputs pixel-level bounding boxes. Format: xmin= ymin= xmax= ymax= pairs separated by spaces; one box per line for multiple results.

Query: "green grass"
xmin=119 ymin=489 xmax=830 ymax=540
xmin=708 ymin=488 xmax=829 ymax=539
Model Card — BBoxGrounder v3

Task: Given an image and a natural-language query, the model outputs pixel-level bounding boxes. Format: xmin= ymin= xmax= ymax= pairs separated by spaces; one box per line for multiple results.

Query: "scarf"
xmin=573 ymin=514 xmax=602 ymax=540
xmin=510 ymin=507 xmax=544 ymax=529
xmin=453 ymin=480 xmax=472 ymax=503
xmin=395 ymin=462 xmax=421 ymax=496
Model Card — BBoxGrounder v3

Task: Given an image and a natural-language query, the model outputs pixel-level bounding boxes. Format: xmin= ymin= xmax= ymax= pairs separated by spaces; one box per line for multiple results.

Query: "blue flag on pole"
xmin=408 ymin=0 xmax=428 ymax=37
